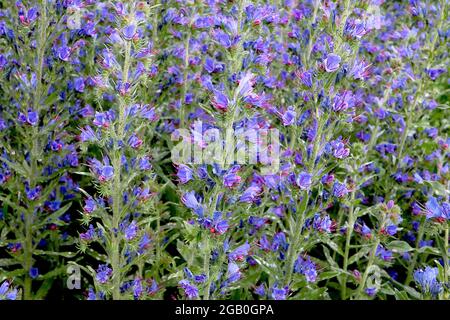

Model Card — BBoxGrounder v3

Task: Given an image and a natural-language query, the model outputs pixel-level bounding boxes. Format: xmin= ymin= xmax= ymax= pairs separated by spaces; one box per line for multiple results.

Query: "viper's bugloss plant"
xmin=73 ymin=1 xmax=172 ymax=300
xmin=0 ymin=0 xmax=448 ymax=301
xmin=0 ymin=0 xmax=83 ymax=299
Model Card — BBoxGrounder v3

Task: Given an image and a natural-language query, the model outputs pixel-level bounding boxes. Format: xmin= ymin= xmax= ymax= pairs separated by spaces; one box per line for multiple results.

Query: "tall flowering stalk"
xmin=0 ymin=1 xmax=82 ymax=299
xmin=75 ymin=1 xmax=167 ymax=300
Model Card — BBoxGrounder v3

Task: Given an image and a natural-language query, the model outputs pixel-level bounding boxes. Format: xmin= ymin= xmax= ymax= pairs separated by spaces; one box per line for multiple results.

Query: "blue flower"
xmin=425 ymin=197 xmax=448 ymax=220
xmin=124 ymin=221 xmax=138 ymax=241
xmin=0 ymin=281 xmax=18 ymax=300
xmin=294 ymin=255 xmax=317 ymax=282
xmin=281 ymin=106 xmax=296 ymax=126
xmin=18 ymin=109 xmax=39 ymax=126
xmin=296 ymin=172 xmax=312 ymax=190
xmin=96 ymin=264 xmax=112 ymax=284
xmin=414 ymin=267 xmax=443 ymax=297
xmin=182 ymin=191 xmax=204 ymax=217
xmin=122 ymin=24 xmax=137 ymax=41
xmin=223 ymin=172 xmax=241 ymax=188
xmin=312 ymin=214 xmax=333 ymax=233
xmin=270 ymin=285 xmax=289 ymax=300
xmin=332 ymin=181 xmax=348 ymax=198
xmin=255 ymin=284 xmax=266 ymax=297
xmin=83 ymin=198 xmax=97 ymax=213
xmin=239 ymin=184 xmax=262 ymax=203
xmin=29 ymin=267 xmax=39 ymax=279
xmin=324 ymin=53 xmax=341 ymax=72
xmin=229 ymin=242 xmax=250 ymax=262
xmin=376 ymin=245 xmax=393 ymax=261
xmin=138 ymin=234 xmax=152 ymax=254
xmin=74 ymin=77 xmax=85 ymax=93
xmin=365 ymin=287 xmax=377 ymax=297
xmin=177 ymin=165 xmax=193 ymax=184
xmin=211 ymin=90 xmax=229 ymax=112
xmin=25 ymin=184 xmax=42 ymax=201
xmin=179 ymin=280 xmax=199 ymax=299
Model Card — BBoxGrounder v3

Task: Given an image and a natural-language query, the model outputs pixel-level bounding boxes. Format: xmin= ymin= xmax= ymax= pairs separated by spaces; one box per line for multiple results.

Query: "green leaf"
xmin=318 ymin=270 xmax=340 ymax=281
xmin=35 ymin=279 xmax=54 ymax=300
xmin=0 ymin=258 xmax=20 ymax=267
xmin=35 ymin=202 xmax=72 ymax=228
xmin=394 ymin=289 xmax=410 ymax=300
xmin=33 ymin=249 xmax=77 ymax=258
xmin=386 ymin=240 xmax=413 ymax=253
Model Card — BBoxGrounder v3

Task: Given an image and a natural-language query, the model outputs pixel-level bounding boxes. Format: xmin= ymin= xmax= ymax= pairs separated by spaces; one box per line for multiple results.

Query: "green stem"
xmin=23 ymin=0 xmax=48 ymax=300
xmin=111 ymin=37 xmax=132 ymax=300
xmin=202 ymin=236 xmax=211 ymax=300
xmin=404 ymin=216 xmax=426 ymax=286
xmin=179 ymin=28 xmax=191 ymax=128
xmin=285 ymin=192 xmax=309 ymax=285
xmin=355 ymin=237 xmax=380 ymax=299
xmin=340 ymin=190 xmax=356 ymax=299
xmin=444 ymin=224 xmax=449 ymax=285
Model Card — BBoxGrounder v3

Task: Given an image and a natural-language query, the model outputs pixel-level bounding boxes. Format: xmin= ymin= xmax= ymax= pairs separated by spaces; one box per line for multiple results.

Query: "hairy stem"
xmin=404 ymin=216 xmax=426 ymax=286
xmin=340 ymin=190 xmax=356 ymax=299
xmin=111 ymin=38 xmax=132 ymax=300
xmin=355 ymin=237 xmax=380 ymax=299
xmin=24 ymin=0 xmax=48 ymax=300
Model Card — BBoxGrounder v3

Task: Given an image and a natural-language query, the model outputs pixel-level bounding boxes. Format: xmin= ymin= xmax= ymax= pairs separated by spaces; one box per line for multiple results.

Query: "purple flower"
xmin=124 ymin=221 xmax=138 ymax=241
xmin=99 ymin=166 xmax=114 ymax=182
xmin=93 ymin=112 xmax=110 ymax=128
xmin=376 ymin=245 xmax=393 ymax=261
xmin=297 ymin=70 xmax=313 ymax=87
xmin=426 ymin=68 xmax=445 ymax=81
xmin=25 ymin=185 xmax=41 ymax=201
xmin=271 ymin=285 xmax=289 ymax=300
xmin=312 ymin=214 xmax=333 ymax=233
xmin=332 ymin=181 xmax=348 ymax=198
xmin=214 ymin=30 xmax=233 ymax=48
xmin=294 ymin=255 xmax=317 ymax=282
xmin=80 ymin=225 xmax=96 ymax=241
xmin=332 ymin=141 xmax=350 ymax=159
xmin=255 ymin=284 xmax=266 ymax=296
xmin=57 ymin=46 xmax=71 ymax=61
xmin=96 ymin=264 xmax=112 ymax=284
xmin=296 ymin=172 xmax=312 ymax=190
xmin=74 ymin=77 xmax=85 ymax=93
xmin=324 ymin=53 xmax=341 ymax=72
xmin=229 ymin=242 xmax=250 ymax=261
xmin=211 ymin=90 xmax=229 ymax=112
xmin=139 ymin=156 xmax=152 ymax=171
xmin=414 ymin=267 xmax=442 ymax=296
xmin=0 ymin=281 xmax=18 ymax=300
xmin=177 ymin=165 xmax=193 ymax=184
xmin=128 ymin=134 xmax=143 ymax=149
xmin=239 ymin=183 xmax=262 ymax=203
xmin=425 ymin=197 xmax=448 ymax=220
xmin=365 ymin=287 xmax=377 ymax=297
xmin=122 ymin=24 xmax=137 ymax=41
xmin=226 ymin=262 xmax=241 ymax=284
xmin=179 ymin=280 xmax=199 ymax=299
xmin=223 ymin=172 xmax=241 ymax=188
xmin=332 ymin=90 xmax=353 ymax=112
xmin=83 ymin=198 xmax=97 ymax=213
xmin=80 ymin=126 xmax=97 ymax=142
xmin=138 ymin=234 xmax=152 ymax=254
xmin=29 ymin=267 xmax=39 ymax=279
xmin=182 ymin=191 xmax=204 ymax=216
xmin=18 ymin=109 xmax=39 ymax=126
xmin=281 ymin=107 xmax=296 ymax=126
